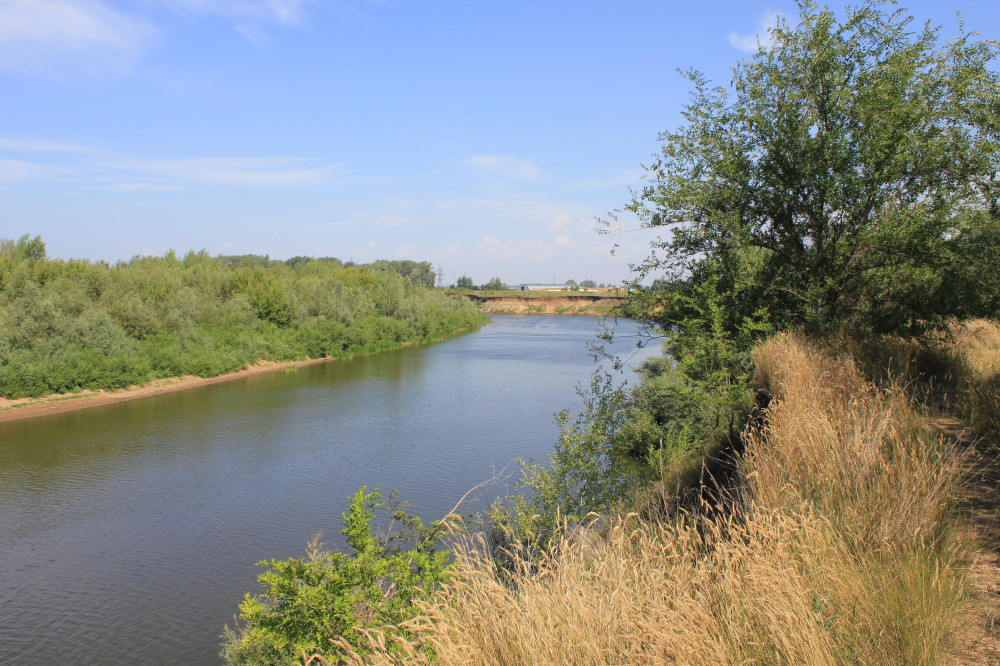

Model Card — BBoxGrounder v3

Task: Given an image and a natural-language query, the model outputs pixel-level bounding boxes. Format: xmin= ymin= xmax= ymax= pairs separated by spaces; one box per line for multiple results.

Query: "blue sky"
xmin=2 ymin=0 xmax=997 ymax=285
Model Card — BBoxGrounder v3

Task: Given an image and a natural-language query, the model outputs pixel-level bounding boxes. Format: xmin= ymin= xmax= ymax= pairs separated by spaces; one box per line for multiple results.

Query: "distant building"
xmin=516 ymin=283 xmax=600 ymax=292
xmin=517 ymin=283 xmax=563 ymax=291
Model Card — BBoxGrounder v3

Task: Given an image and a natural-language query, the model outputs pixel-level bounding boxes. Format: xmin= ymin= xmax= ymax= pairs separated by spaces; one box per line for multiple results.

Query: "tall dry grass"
xmin=828 ymin=319 xmax=1000 ymax=447
xmin=306 ymin=333 xmax=969 ymax=665
xmin=947 ymin=320 xmax=1000 ymax=446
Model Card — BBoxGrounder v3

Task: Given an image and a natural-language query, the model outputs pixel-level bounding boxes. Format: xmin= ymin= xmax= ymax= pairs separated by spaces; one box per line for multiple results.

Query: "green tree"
xmin=612 ymin=0 xmax=1000 ymax=339
xmin=456 ymin=274 xmax=475 ymax=289
xmin=481 ymin=277 xmax=504 ymax=291
xmin=246 ymin=269 xmax=293 ymax=327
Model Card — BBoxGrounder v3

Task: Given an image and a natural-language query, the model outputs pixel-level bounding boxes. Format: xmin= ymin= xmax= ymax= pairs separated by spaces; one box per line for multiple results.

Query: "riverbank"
xmin=303 ymin=330 xmax=995 ymax=665
xmin=0 ymin=244 xmax=487 ymax=403
xmin=468 ymin=294 xmax=624 ymax=315
xmin=0 ymin=325 xmax=484 ymax=424
xmin=0 ymin=357 xmax=337 ymax=423
xmin=0 ymin=315 xmax=653 ymax=666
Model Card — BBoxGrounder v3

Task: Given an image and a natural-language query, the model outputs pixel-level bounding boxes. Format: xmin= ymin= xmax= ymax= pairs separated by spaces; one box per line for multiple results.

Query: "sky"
xmin=2 ymin=0 xmax=997 ymax=285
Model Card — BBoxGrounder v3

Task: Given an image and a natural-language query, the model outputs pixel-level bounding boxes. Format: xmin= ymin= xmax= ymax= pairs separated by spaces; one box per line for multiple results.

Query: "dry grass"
xmin=305 ymin=333 xmax=973 ymax=665
xmin=950 ymin=320 xmax=1000 ymax=380
xmin=947 ymin=321 xmax=1000 ymax=447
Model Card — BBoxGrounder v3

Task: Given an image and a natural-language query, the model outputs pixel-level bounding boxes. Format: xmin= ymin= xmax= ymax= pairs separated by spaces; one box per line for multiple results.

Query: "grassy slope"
xmin=311 ymin=322 xmax=1000 ymax=665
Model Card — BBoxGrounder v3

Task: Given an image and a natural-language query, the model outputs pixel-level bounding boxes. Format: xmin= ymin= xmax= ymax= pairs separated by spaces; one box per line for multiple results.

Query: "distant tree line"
xmin=452 ymin=276 xmax=609 ymax=290
xmin=0 ymin=236 xmax=485 ymax=399
xmin=563 ymin=279 xmax=602 ymax=289
xmin=454 ymin=275 xmax=505 ymax=290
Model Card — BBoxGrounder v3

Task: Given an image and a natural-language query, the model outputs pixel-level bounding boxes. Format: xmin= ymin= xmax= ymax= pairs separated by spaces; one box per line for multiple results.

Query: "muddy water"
xmin=0 ymin=315 xmax=658 ymax=665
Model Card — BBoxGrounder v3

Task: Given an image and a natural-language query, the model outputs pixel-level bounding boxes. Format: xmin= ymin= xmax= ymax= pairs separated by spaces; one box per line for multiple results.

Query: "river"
xmin=0 ymin=315 xmax=659 ymax=665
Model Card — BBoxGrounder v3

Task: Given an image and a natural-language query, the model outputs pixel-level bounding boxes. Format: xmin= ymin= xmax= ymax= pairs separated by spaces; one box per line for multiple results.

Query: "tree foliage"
xmin=480 ymin=277 xmax=505 ymax=291
xmin=0 ymin=238 xmax=485 ymax=398
xmin=517 ymin=1 xmax=1000 ymax=531
xmin=221 ymin=486 xmax=451 ymax=665
xmin=369 ymin=259 xmax=436 ymax=289
xmin=613 ymin=1 xmax=1000 ymax=344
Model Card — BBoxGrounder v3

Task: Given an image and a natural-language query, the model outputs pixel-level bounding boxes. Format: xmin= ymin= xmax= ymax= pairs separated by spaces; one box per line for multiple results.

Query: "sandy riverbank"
xmin=472 ymin=295 xmax=624 ymax=315
xmin=0 ymin=357 xmax=334 ymax=424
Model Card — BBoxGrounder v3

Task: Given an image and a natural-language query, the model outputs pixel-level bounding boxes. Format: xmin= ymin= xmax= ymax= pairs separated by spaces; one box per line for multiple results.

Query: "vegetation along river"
xmin=0 ymin=315 xmax=659 ymax=665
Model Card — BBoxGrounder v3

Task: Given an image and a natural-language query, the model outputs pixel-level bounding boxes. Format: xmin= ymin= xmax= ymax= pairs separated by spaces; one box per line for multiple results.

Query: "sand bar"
xmin=0 ymin=357 xmax=334 ymax=424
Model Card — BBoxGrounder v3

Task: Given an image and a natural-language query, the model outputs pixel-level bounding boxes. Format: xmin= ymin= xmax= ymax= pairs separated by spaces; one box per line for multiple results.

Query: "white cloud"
xmin=555 ymin=234 xmax=570 ymax=247
xmin=263 ymin=0 xmax=309 ymax=25
xmin=0 ymin=0 xmax=154 ymax=76
xmin=728 ymin=9 xmax=785 ymax=52
xmin=464 ymin=155 xmax=543 ymax=181
xmin=121 ymin=156 xmax=337 ymax=186
xmin=0 ymin=158 xmax=64 ymax=180
xmin=393 ymin=242 xmax=417 ymax=258
xmin=474 ymin=236 xmax=568 ymax=263
xmin=166 ymin=0 xmax=312 ymax=24
xmin=0 ymin=139 xmax=340 ymax=188
xmin=111 ymin=182 xmax=182 ymax=191
xmin=234 ymin=22 xmax=269 ymax=45
xmin=0 ymin=137 xmax=99 ymax=153
xmin=165 ymin=0 xmax=314 ymax=42
xmin=548 ymin=212 xmax=594 ymax=235
xmin=548 ymin=212 xmax=571 ymax=231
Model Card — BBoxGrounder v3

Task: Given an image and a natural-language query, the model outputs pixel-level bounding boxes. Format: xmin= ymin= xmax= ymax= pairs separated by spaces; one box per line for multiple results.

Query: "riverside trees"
xmin=497 ymin=0 xmax=1000 ymax=535
xmin=598 ymin=0 xmax=1000 ymax=466
xmin=613 ymin=0 xmax=1000 ymax=345
xmin=0 ymin=237 xmax=485 ymax=398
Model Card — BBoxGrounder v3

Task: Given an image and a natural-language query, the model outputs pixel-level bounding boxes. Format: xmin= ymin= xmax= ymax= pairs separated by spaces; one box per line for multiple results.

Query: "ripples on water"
xmin=0 ymin=315 xmax=660 ymax=665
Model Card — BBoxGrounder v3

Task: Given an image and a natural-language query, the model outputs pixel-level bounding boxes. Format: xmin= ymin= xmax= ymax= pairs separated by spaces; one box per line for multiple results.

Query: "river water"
xmin=0 ymin=315 xmax=659 ymax=665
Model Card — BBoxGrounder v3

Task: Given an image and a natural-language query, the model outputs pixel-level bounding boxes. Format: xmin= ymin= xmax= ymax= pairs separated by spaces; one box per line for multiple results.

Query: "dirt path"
xmin=0 ymin=357 xmax=335 ymax=424
xmin=937 ymin=418 xmax=1000 ymax=664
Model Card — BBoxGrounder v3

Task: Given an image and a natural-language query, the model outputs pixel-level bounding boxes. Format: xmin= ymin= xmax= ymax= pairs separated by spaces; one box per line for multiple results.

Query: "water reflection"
xmin=0 ymin=315 xmax=660 ymax=665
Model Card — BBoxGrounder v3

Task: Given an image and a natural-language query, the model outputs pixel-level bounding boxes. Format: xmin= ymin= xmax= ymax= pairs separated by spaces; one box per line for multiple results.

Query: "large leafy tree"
xmin=614 ymin=0 xmax=1000 ymax=346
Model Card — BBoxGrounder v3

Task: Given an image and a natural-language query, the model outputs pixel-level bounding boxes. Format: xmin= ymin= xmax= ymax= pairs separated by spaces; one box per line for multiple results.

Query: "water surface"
xmin=0 ymin=315 xmax=658 ymax=665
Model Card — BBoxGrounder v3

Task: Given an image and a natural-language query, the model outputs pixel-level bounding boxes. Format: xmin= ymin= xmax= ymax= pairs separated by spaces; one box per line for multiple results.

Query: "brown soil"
xmin=0 ymin=357 xmax=335 ymax=424
xmin=937 ymin=418 xmax=1000 ymax=664
xmin=473 ymin=295 xmax=624 ymax=315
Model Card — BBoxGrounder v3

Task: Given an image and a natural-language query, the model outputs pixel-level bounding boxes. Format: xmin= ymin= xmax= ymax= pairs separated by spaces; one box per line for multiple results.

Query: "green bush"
xmin=0 ymin=238 xmax=486 ymax=398
xmin=221 ymin=486 xmax=452 ymax=665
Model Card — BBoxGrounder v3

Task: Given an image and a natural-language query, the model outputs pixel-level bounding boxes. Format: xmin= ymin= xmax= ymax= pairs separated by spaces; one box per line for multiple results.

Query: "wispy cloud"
xmin=166 ymin=0 xmax=313 ymax=25
xmin=165 ymin=0 xmax=315 ymax=42
xmin=0 ymin=137 xmax=341 ymax=188
xmin=111 ymin=182 xmax=183 ymax=191
xmin=117 ymin=156 xmax=338 ymax=186
xmin=0 ymin=137 xmax=100 ymax=153
xmin=548 ymin=212 xmax=595 ymax=236
xmin=0 ymin=0 xmax=154 ymax=76
xmin=0 ymin=158 xmax=65 ymax=181
xmin=729 ymin=9 xmax=786 ymax=52
xmin=474 ymin=236 xmax=568 ymax=263
xmin=393 ymin=242 xmax=417 ymax=258
xmin=464 ymin=155 xmax=543 ymax=181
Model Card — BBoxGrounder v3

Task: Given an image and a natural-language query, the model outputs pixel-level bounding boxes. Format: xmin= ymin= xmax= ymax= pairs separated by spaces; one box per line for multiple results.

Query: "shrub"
xmin=221 ymin=486 xmax=452 ymax=666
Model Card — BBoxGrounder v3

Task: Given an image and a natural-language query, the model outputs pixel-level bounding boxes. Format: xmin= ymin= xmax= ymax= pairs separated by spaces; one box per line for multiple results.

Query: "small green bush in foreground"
xmin=221 ymin=486 xmax=452 ymax=666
